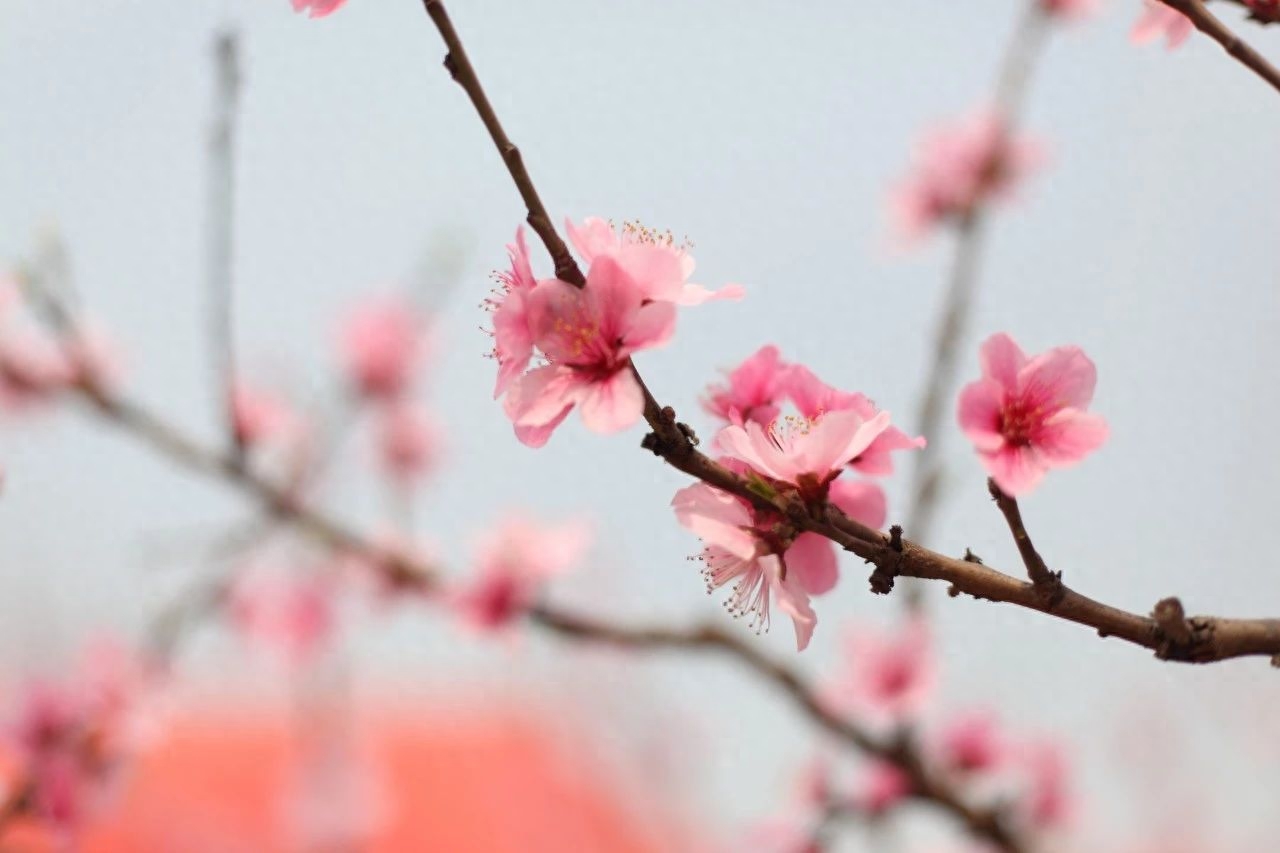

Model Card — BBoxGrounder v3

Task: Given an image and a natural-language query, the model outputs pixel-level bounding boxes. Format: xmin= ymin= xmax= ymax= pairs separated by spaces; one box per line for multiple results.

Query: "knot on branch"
xmin=963 ymin=548 xmax=984 ymax=564
xmin=868 ymin=525 xmax=904 ymax=595
xmin=442 ymin=53 xmax=460 ymax=81
xmin=1151 ymin=596 xmax=1214 ymax=661
xmin=640 ymin=406 xmax=697 ymax=459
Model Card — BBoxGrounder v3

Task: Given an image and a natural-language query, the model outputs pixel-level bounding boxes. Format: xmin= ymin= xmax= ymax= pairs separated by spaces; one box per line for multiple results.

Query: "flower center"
xmin=998 ymin=399 xmax=1038 ymax=447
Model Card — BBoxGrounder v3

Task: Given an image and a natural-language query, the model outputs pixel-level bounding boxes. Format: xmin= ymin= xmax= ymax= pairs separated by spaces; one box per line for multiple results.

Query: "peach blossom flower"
xmin=702 ymin=344 xmax=788 ymax=428
xmin=338 ymin=295 xmax=424 ymax=402
xmin=828 ymin=618 xmax=935 ymax=720
xmin=957 ymin=332 xmax=1108 ymax=495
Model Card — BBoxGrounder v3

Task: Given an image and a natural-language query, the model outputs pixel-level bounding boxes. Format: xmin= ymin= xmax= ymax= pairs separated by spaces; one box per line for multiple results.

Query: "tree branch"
xmin=1162 ymin=0 xmax=1280 ymax=95
xmin=988 ymin=479 xmax=1063 ymax=605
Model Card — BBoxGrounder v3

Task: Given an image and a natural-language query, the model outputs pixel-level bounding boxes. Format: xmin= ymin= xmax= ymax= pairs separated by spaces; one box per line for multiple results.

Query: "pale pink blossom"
xmin=229 ymin=381 xmax=299 ymax=448
xmin=854 ymin=759 xmax=912 ymax=816
xmin=1040 ymin=0 xmax=1099 ymax=20
xmin=829 ymin=618 xmax=935 ymax=720
xmin=502 ymin=256 xmax=676 ymax=446
xmin=564 ymin=217 xmax=744 ymax=306
xmin=786 ymin=365 xmax=925 ymax=477
xmin=1130 ymin=0 xmax=1195 ymax=48
xmin=702 ymin=345 xmax=788 ymax=427
xmin=452 ymin=515 xmax=590 ymax=630
xmin=957 ymin=332 xmax=1108 ymax=495
xmin=229 ymin=562 xmax=336 ymax=667
xmin=292 ymin=0 xmax=348 ymax=17
xmin=890 ymin=110 xmax=1042 ymax=242
xmin=935 ymin=710 xmax=1007 ymax=775
xmin=374 ymin=403 xmax=440 ymax=486
xmin=671 ymin=482 xmax=818 ymax=650
xmin=0 ymin=331 xmax=73 ymax=410
xmin=338 ymin=295 xmax=424 ymax=401
xmin=488 ymin=227 xmax=540 ymax=397
xmin=1017 ymin=741 xmax=1072 ymax=829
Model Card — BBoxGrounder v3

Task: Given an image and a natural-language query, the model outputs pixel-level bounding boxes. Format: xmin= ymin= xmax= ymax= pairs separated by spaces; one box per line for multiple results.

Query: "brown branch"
xmin=987 ymin=479 xmax=1064 ymax=605
xmin=1162 ymin=0 xmax=1280 ymax=95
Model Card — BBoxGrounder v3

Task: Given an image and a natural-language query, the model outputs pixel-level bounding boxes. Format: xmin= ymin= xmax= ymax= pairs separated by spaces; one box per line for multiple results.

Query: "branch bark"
xmin=1162 ymin=0 xmax=1280 ymax=95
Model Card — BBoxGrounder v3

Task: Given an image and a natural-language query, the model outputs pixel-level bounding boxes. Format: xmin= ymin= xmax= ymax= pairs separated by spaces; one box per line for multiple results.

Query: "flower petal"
xmin=979 ymin=333 xmax=1027 ymax=393
xmin=785 ymin=532 xmax=839 ymax=596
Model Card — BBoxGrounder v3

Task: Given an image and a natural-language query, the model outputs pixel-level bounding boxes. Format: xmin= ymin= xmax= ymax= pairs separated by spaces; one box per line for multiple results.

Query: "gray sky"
xmin=2 ymin=0 xmax=1279 ymax=849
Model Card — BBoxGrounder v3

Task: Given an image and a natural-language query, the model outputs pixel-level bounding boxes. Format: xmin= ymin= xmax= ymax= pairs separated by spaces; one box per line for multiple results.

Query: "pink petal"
xmin=674 ymin=282 xmax=746 ymax=306
xmin=784 ymin=532 xmax=839 ymax=596
xmin=1035 ymin=409 xmax=1108 ymax=465
xmin=577 ymin=369 xmax=645 ymax=434
xmin=505 ymin=364 xmax=585 ymax=428
xmin=828 ymin=479 xmax=887 ymax=530
xmin=852 ymin=425 xmax=926 ymax=477
xmin=978 ymin=332 xmax=1027 ymax=393
xmin=1019 ymin=345 xmax=1097 ymax=411
xmin=564 ymin=216 xmax=617 ymax=264
xmin=621 ymin=299 xmax=677 ymax=353
xmin=763 ymin=555 xmax=817 ymax=652
xmin=671 ymin=483 xmax=758 ymax=560
xmin=956 ymin=379 xmax=1007 ymax=452
xmin=982 ymin=445 xmax=1047 ymax=496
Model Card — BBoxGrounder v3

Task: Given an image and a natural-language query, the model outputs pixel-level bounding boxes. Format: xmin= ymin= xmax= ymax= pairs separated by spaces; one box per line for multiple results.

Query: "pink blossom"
xmin=935 ymin=710 xmax=1006 ymax=774
xmin=1017 ymin=741 xmax=1072 ymax=829
xmin=502 ymin=256 xmax=676 ymax=446
xmin=229 ymin=562 xmax=336 ymax=667
xmin=829 ymin=618 xmax=934 ymax=720
xmin=671 ymin=482 xmax=818 ymax=650
xmin=6 ymin=640 xmax=153 ymax=834
xmin=374 ymin=403 xmax=440 ymax=486
xmin=1130 ymin=0 xmax=1195 ymax=49
xmin=854 ymin=759 xmax=912 ymax=816
xmin=452 ymin=515 xmax=590 ymax=630
xmin=716 ymin=407 xmax=892 ymax=495
xmin=229 ymin=380 xmax=299 ymax=448
xmin=786 ymin=365 xmax=925 ymax=477
xmin=890 ymin=110 xmax=1042 ymax=242
xmin=338 ymin=295 xmax=424 ymax=401
xmin=0 ymin=331 xmax=73 ymax=410
xmin=292 ymin=0 xmax=348 ymax=17
xmin=488 ymin=227 xmax=540 ymax=397
xmin=957 ymin=332 xmax=1108 ymax=495
xmin=702 ymin=345 xmax=788 ymax=427
xmin=564 ymin=217 xmax=744 ymax=306
xmin=1040 ymin=0 xmax=1099 ymax=21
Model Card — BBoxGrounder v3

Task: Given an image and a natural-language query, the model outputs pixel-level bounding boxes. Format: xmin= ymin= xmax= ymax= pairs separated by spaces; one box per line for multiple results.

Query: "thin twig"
xmin=1162 ymin=0 xmax=1280 ymax=95
xmin=988 ymin=479 xmax=1063 ymax=605
xmin=207 ymin=30 xmax=242 ymax=456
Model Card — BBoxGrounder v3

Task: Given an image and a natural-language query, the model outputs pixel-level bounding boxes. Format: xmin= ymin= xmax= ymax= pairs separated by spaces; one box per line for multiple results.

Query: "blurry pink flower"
xmin=671 ymin=482 xmax=818 ymax=650
xmin=292 ymin=0 xmax=348 ymax=17
xmin=1040 ymin=0 xmax=1099 ymax=20
xmin=854 ymin=759 xmax=911 ymax=816
xmin=502 ymin=256 xmax=676 ymax=446
xmin=338 ymin=296 xmax=424 ymax=401
xmin=374 ymin=403 xmax=440 ymax=486
xmin=453 ymin=515 xmax=590 ymax=630
xmin=890 ymin=110 xmax=1042 ymax=242
xmin=62 ymin=323 xmax=123 ymax=393
xmin=1131 ymin=0 xmax=1194 ymax=48
xmin=1018 ymin=741 xmax=1072 ymax=829
xmin=229 ymin=381 xmax=298 ymax=448
xmin=935 ymin=710 xmax=1006 ymax=774
xmin=488 ymin=228 xmax=541 ymax=397
xmin=957 ymin=332 xmax=1108 ymax=495
xmin=702 ymin=345 xmax=788 ymax=427
xmin=229 ymin=563 xmax=336 ymax=667
xmin=716 ymin=407 xmax=892 ymax=497
xmin=786 ymin=365 xmax=925 ymax=477
xmin=565 ymin=217 xmax=744 ymax=307
xmin=6 ymin=640 xmax=154 ymax=835
xmin=830 ymin=618 xmax=934 ymax=720
xmin=0 ymin=331 xmax=73 ymax=410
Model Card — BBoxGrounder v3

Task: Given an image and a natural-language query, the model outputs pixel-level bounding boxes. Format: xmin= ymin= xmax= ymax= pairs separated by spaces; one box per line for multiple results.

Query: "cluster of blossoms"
xmin=747 ymin=619 xmax=1073 ymax=850
xmin=2 ymin=641 xmax=157 ymax=838
xmin=490 ymin=217 xmax=742 ymax=446
xmin=674 ymin=347 xmax=924 ymax=651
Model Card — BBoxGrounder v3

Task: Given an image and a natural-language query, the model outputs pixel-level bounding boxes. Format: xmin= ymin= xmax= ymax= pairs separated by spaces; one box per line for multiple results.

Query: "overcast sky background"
xmin=2 ymin=1 xmax=1279 ymax=849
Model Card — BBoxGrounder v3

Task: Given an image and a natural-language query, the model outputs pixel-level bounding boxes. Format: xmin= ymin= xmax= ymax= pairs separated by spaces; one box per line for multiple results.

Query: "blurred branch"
xmin=207 ymin=30 xmax=243 ymax=456
xmin=1162 ymin=0 xmax=1280 ymax=94
xmin=904 ymin=4 xmax=1050 ymax=556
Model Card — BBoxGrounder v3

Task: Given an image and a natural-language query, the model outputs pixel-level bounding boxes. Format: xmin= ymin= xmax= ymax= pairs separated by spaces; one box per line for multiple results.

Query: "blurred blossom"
xmin=934 ymin=710 xmax=1007 ymax=775
xmin=1130 ymin=0 xmax=1195 ymax=49
xmin=452 ymin=514 xmax=590 ymax=631
xmin=338 ymin=295 xmax=426 ymax=402
xmin=889 ymin=109 xmax=1042 ymax=243
xmin=374 ymin=403 xmax=441 ymax=487
xmin=1017 ymin=740 xmax=1073 ymax=829
xmin=1041 ymin=0 xmax=1100 ymax=21
xmin=229 ymin=380 xmax=300 ymax=449
xmin=228 ymin=560 xmax=337 ymax=667
xmin=291 ymin=0 xmax=349 ymax=18
xmin=826 ymin=618 xmax=935 ymax=721
xmin=853 ymin=759 xmax=912 ymax=816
